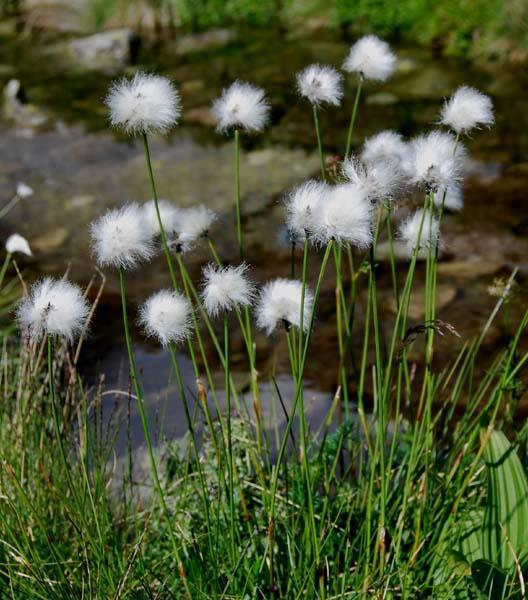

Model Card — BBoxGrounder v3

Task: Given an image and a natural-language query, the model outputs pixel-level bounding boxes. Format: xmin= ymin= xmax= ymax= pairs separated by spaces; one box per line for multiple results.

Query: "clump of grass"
xmin=1 ymin=35 xmax=528 ymax=600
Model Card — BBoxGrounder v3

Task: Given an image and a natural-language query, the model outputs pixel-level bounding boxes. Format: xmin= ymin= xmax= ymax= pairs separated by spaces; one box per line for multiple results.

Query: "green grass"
xmin=81 ymin=0 xmax=528 ymax=58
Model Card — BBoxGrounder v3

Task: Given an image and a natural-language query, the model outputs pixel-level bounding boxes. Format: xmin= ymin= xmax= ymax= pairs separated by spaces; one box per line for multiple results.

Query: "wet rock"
xmin=389 ymin=283 xmax=457 ymax=320
xmin=366 ymin=92 xmax=399 ymax=106
xmin=32 ymin=227 xmax=68 ymax=252
xmin=180 ymin=80 xmax=205 ymax=94
xmin=437 ymin=260 xmax=503 ymax=279
xmin=175 ymin=29 xmax=236 ymax=55
xmin=57 ymin=29 xmax=135 ymax=75
xmin=183 ymin=106 xmax=216 ymax=127
xmin=23 ymin=0 xmax=87 ymax=34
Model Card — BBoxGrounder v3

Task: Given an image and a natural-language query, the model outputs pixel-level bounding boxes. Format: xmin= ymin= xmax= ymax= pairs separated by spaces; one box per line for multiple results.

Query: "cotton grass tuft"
xmin=440 ymin=86 xmax=494 ymax=134
xmin=296 ymin=64 xmax=343 ymax=107
xmin=212 ymin=81 xmax=269 ymax=132
xmin=202 ymin=263 xmax=254 ymax=317
xmin=91 ymin=204 xmax=154 ymax=270
xmin=17 ymin=277 xmax=89 ymax=341
xmin=256 ymin=279 xmax=313 ymax=334
xmin=139 ymin=290 xmax=192 ymax=347
xmin=106 ymin=72 xmax=180 ymax=136
xmin=343 ymin=35 xmax=396 ymax=82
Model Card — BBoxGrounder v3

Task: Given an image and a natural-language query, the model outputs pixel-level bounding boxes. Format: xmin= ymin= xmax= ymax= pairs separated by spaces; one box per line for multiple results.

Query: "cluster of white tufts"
xmin=286 ymin=180 xmax=328 ymax=242
xmin=296 ymin=64 xmax=343 ymax=107
xmin=212 ymin=81 xmax=269 ymax=133
xmin=342 ymin=157 xmax=404 ymax=201
xmin=256 ymin=279 xmax=314 ymax=334
xmin=343 ymin=35 xmax=397 ymax=81
xmin=286 ymin=182 xmax=373 ymax=248
xmin=139 ymin=290 xmax=192 ymax=347
xmin=106 ymin=73 xmax=181 ymax=136
xmin=311 ymin=184 xmax=373 ymax=248
xmin=361 ymin=130 xmax=409 ymax=166
xmin=17 ymin=278 xmax=89 ymax=341
xmin=173 ymin=206 xmax=217 ymax=250
xmin=406 ymin=131 xmax=466 ymax=191
xmin=142 ymin=199 xmax=180 ymax=238
xmin=202 ymin=263 xmax=255 ymax=317
xmin=91 ymin=204 xmax=154 ymax=270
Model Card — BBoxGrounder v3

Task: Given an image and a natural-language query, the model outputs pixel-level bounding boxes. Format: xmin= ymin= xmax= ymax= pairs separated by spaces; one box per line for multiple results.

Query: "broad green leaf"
xmin=481 ymin=430 xmax=528 ymax=571
xmin=471 ymin=559 xmax=509 ymax=599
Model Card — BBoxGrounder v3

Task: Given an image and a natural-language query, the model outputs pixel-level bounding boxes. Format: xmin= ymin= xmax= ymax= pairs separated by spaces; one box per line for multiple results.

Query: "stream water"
xmin=1 ymin=26 xmax=527 ymax=448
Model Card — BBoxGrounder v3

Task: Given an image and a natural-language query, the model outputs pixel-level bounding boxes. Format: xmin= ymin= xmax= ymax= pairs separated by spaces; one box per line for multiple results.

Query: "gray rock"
xmin=22 ymin=0 xmax=88 ymax=34
xmin=175 ymin=28 xmax=236 ymax=55
xmin=64 ymin=29 xmax=134 ymax=74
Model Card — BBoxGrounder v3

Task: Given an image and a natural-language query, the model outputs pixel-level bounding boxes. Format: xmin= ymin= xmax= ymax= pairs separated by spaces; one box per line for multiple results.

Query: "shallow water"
xmin=1 ymin=26 xmax=527 ymax=444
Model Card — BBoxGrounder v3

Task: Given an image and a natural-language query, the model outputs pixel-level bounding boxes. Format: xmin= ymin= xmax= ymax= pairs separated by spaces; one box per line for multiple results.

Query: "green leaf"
xmin=471 ymin=559 xmax=509 ymax=599
xmin=481 ymin=430 xmax=528 ymax=571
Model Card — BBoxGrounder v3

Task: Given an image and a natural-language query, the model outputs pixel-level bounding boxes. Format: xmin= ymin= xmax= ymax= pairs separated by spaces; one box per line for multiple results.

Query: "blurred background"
xmin=0 ymin=0 xmax=527 ymax=434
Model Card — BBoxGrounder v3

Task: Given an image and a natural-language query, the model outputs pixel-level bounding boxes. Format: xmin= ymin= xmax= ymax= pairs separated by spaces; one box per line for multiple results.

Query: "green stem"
xmin=345 ymin=79 xmax=363 ymax=159
xmin=224 ymin=313 xmax=236 ymax=562
xmin=118 ymin=266 xmax=191 ymax=598
xmin=267 ymin=240 xmax=333 ymax=587
xmin=312 ymin=105 xmax=326 ymax=181
xmin=234 ymin=129 xmax=243 ymax=260
xmin=0 ymin=252 xmax=11 ymax=290
xmin=142 ymin=133 xmax=179 ymax=291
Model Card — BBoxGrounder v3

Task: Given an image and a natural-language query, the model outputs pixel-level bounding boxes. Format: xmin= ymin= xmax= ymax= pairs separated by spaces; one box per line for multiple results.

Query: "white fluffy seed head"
xmin=256 ymin=279 xmax=314 ymax=335
xmin=399 ymin=209 xmax=440 ymax=256
xmin=286 ymin=180 xmax=329 ymax=242
xmin=91 ymin=204 xmax=154 ymax=270
xmin=342 ymin=157 xmax=404 ymax=201
xmin=142 ymin=199 xmax=180 ymax=238
xmin=311 ymin=183 xmax=373 ymax=248
xmin=106 ymin=72 xmax=181 ymax=136
xmin=16 ymin=182 xmax=34 ymax=199
xmin=139 ymin=289 xmax=192 ymax=347
xmin=212 ymin=81 xmax=270 ymax=132
xmin=6 ymin=234 xmax=32 ymax=256
xmin=343 ymin=35 xmax=396 ymax=81
xmin=296 ymin=64 xmax=343 ymax=107
xmin=16 ymin=277 xmax=89 ymax=341
xmin=201 ymin=263 xmax=254 ymax=317
xmin=361 ymin=130 xmax=409 ymax=166
xmin=440 ymin=85 xmax=494 ymax=134
xmin=435 ymin=184 xmax=463 ymax=211
xmin=173 ymin=205 xmax=217 ymax=250
xmin=406 ymin=131 xmax=466 ymax=191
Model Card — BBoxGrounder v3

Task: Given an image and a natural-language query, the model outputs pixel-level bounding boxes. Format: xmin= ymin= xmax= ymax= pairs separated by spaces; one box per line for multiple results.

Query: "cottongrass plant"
xmin=15 ymin=278 xmax=89 ymax=544
xmin=7 ymin=53 xmax=528 ymax=600
xmin=202 ymin=263 xmax=255 ymax=558
xmin=296 ymin=64 xmax=343 ymax=179
xmin=343 ymin=35 xmax=397 ymax=157
xmin=212 ymin=81 xmax=270 ymax=259
xmin=91 ymin=204 xmax=192 ymax=597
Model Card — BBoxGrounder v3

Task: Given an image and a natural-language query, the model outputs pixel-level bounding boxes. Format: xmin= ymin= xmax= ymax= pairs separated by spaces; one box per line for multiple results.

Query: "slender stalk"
xmin=0 ymin=252 xmax=11 ymax=290
xmin=118 ymin=266 xmax=191 ymax=598
xmin=141 ymin=133 xmax=179 ymax=291
xmin=267 ymin=240 xmax=333 ymax=588
xmin=234 ymin=128 xmax=243 ymax=260
xmin=224 ymin=313 xmax=236 ymax=562
xmin=312 ymin=105 xmax=326 ymax=181
xmin=344 ymin=78 xmax=363 ymax=159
